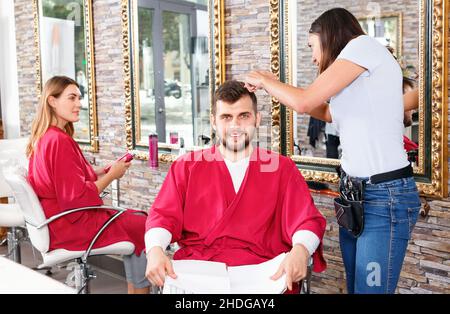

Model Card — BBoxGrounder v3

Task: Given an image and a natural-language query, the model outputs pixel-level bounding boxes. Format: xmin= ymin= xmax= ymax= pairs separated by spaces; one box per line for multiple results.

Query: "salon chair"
xmin=0 ymin=138 xmax=28 ymax=263
xmin=3 ymin=165 xmax=136 ymax=294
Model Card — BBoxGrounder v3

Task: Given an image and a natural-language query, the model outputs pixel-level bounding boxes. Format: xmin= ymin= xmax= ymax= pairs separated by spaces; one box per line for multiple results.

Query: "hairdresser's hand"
xmin=271 ymin=244 xmax=310 ymax=291
xmin=146 ymin=246 xmax=177 ymax=287
xmin=107 ymin=160 xmax=131 ymax=179
xmin=244 ymin=70 xmax=278 ymax=92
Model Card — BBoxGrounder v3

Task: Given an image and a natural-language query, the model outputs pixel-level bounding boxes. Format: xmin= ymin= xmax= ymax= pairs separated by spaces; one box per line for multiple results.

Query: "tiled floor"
xmin=0 ymin=237 xmax=128 ymax=294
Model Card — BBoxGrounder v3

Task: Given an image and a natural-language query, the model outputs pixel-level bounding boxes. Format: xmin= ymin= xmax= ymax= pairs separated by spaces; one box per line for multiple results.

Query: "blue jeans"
xmin=339 ymin=176 xmax=421 ymax=294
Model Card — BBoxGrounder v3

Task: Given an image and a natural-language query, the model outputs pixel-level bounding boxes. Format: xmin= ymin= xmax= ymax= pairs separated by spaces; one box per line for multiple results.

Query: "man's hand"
xmin=145 ymin=246 xmax=177 ymax=287
xmin=271 ymin=244 xmax=310 ymax=291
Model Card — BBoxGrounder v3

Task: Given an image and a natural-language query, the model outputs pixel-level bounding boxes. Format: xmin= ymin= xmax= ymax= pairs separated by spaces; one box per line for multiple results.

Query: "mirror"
xmin=33 ymin=0 xmax=99 ymax=152
xmin=123 ymin=0 xmax=225 ymax=162
xmin=288 ymin=2 xmax=417 ymax=161
xmin=270 ymin=0 xmax=448 ymax=197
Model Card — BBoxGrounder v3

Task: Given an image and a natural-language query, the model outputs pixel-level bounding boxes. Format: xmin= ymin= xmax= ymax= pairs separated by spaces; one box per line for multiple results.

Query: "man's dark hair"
xmin=212 ymin=80 xmax=257 ymax=115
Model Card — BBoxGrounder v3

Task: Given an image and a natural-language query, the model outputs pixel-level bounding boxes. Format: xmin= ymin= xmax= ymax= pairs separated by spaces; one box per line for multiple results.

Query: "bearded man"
xmin=144 ymin=80 xmax=327 ymax=292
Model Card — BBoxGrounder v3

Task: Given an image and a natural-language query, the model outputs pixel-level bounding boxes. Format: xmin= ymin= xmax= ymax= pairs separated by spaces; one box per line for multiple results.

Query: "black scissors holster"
xmin=334 ymin=167 xmax=365 ymax=237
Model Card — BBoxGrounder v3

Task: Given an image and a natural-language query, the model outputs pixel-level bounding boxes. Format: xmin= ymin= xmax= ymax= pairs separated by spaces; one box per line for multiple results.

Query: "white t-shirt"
xmin=223 ymin=156 xmax=250 ymax=193
xmin=330 ymin=35 xmax=409 ymax=177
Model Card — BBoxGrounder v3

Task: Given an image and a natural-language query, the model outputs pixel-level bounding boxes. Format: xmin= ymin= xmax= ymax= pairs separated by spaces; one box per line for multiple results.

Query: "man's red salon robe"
xmin=146 ymin=146 xmax=326 ymax=272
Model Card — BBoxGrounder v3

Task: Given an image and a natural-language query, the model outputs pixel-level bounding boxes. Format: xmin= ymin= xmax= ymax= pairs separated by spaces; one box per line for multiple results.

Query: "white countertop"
xmin=0 ymin=256 xmax=75 ymax=294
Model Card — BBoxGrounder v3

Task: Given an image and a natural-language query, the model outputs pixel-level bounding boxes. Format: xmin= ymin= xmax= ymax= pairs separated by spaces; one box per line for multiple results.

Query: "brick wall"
xmin=14 ymin=1 xmax=37 ymax=136
xmin=13 ymin=0 xmax=449 ymax=293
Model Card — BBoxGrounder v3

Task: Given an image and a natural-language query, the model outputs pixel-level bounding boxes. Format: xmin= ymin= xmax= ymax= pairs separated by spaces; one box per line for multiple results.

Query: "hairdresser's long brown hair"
xmin=26 ymin=76 xmax=78 ymax=158
xmin=309 ymin=8 xmax=366 ymax=74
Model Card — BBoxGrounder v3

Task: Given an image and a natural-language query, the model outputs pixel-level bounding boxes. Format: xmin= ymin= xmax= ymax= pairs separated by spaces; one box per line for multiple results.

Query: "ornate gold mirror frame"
xmin=357 ymin=12 xmax=403 ymax=59
xmin=33 ymin=0 xmax=99 ymax=152
xmin=122 ymin=0 xmax=225 ymax=163
xmin=270 ymin=0 xmax=448 ymax=197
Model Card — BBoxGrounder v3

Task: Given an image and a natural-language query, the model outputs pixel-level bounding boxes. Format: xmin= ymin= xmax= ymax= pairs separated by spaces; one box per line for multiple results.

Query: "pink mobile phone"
xmin=103 ymin=152 xmax=135 ymax=173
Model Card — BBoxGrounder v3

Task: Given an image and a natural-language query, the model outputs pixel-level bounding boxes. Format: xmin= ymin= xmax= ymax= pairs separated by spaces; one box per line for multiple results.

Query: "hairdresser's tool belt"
xmin=333 ymin=164 xmax=413 ymax=237
xmin=334 ymin=170 xmax=365 ymax=238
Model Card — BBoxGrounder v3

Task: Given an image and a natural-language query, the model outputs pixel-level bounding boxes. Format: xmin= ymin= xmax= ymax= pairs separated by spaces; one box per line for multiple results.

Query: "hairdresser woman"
xmin=245 ymin=8 xmax=420 ymax=294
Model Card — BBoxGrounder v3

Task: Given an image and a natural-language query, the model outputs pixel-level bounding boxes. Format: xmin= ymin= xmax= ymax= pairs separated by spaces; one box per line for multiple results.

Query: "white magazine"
xmin=163 ymin=253 xmax=287 ymax=294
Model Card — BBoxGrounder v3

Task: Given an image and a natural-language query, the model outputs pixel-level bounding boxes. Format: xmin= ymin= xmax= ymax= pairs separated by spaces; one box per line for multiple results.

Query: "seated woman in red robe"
xmin=26 ymin=76 xmax=149 ymax=294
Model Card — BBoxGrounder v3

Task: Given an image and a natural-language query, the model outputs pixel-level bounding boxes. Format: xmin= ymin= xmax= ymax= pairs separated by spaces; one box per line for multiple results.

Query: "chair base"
xmin=0 ymin=227 xmax=24 ymax=263
xmin=65 ymin=258 xmax=96 ymax=294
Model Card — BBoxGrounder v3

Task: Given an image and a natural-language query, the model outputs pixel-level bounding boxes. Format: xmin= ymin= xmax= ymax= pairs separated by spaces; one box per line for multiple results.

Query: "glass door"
xmin=137 ymin=5 xmax=157 ymax=141
xmin=137 ymin=0 xmax=207 ymax=148
xmin=161 ymin=9 xmax=193 ymax=146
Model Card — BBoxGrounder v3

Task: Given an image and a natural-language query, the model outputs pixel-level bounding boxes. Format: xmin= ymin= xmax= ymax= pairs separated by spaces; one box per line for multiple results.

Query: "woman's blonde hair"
xmin=26 ymin=76 xmax=79 ymax=158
